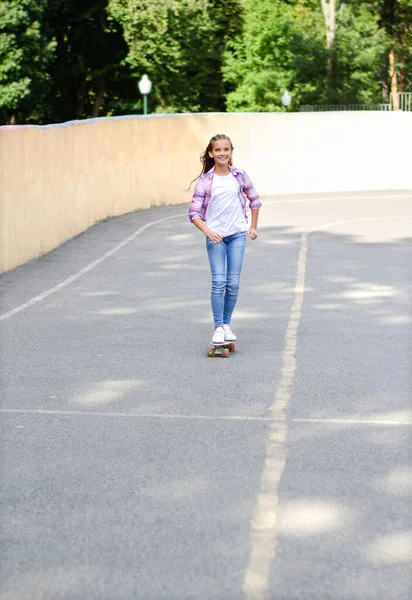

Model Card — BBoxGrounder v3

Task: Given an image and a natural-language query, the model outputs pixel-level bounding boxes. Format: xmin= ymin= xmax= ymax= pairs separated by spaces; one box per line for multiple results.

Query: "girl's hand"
xmin=207 ymin=229 xmax=224 ymax=244
xmin=248 ymin=227 xmax=258 ymax=240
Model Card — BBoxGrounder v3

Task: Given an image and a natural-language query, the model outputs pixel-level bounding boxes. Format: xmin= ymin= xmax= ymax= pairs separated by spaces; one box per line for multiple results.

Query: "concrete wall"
xmin=1 ymin=111 xmax=411 ymax=273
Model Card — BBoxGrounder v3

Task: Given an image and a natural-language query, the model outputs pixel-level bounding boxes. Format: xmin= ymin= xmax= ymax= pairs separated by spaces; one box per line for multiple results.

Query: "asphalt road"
xmin=1 ymin=190 xmax=411 ymax=600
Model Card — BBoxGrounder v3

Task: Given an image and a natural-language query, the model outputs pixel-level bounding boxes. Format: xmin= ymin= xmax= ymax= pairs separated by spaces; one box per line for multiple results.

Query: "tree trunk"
xmin=399 ymin=30 xmax=408 ymax=93
xmin=92 ymin=75 xmax=105 ymax=118
xmin=389 ymin=47 xmax=399 ymax=110
xmin=320 ymin=0 xmax=343 ymax=103
xmin=321 ymin=0 xmax=336 ymax=51
xmin=10 ymin=113 xmax=16 ymax=125
xmin=399 ymin=65 xmax=406 ymax=93
xmin=76 ymin=79 xmax=87 ymax=119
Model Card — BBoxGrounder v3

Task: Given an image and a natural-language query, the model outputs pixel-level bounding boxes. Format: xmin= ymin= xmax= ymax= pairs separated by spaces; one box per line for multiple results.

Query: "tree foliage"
xmin=223 ymin=0 xmax=327 ymax=111
xmin=0 ymin=0 xmax=55 ymax=123
xmin=108 ymin=0 xmax=243 ymax=112
xmin=43 ymin=0 xmax=133 ymax=123
xmin=0 ymin=0 xmax=410 ymax=124
xmin=334 ymin=1 xmax=388 ymax=104
xmin=378 ymin=0 xmax=412 ymax=94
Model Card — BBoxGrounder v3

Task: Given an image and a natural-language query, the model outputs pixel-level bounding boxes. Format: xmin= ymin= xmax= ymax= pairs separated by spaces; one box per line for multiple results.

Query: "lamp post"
xmin=138 ymin=74 xmax=152 ymax=115
xmin=281 ymin=91 xmax=292 ymax=111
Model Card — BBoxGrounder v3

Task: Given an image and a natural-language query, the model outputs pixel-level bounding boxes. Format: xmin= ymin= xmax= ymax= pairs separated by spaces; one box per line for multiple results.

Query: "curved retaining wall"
xmin=1 ymin=111 xmax=411 ymax=273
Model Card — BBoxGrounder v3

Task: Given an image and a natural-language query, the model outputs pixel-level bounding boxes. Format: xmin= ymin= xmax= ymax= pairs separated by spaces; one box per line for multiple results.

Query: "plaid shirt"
xmin=188 ymin=166 xmax=262 ymax=223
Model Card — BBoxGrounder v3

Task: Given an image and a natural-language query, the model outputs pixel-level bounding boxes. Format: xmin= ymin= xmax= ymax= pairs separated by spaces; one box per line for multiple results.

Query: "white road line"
xmin=1 ymin=408 xmax=410 ymax=425
xmin=308 ymin=214 xmax=412 ymax=233
xmin=243 ymin=232 xmax=308 ymax=600
xmin=266 ymin=193 xmax=412 ymax=205
xmin=242 ymin=212 xmax=412 ymax=600
xmin=0 ymin=408 xmax=270 ymax=421
xmin=294 ymin=417 xmax=412 ymax=425
xmin=0 ymin=213 xmax=185 ymax=322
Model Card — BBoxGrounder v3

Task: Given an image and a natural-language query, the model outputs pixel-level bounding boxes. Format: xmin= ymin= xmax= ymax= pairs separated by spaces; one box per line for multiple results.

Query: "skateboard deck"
xmin=207 ymin=341 xmax=236 ymax=358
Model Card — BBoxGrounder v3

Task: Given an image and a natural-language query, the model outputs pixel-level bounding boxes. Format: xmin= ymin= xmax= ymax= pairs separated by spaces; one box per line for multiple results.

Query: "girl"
xmin=188 ymin=133 xmax=262 ymax=345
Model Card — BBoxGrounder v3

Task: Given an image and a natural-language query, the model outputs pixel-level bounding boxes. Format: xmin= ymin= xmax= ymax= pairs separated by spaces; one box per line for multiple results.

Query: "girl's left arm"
xmin=243 ymin=171 xmax=262 ymax=211
xmin=248 ymin=209 xmax=259 ymax=240
xmin=188 ymin=177 xmax=206 ymax=222
xmin=244 ymin=172 xmax=261 ymax=240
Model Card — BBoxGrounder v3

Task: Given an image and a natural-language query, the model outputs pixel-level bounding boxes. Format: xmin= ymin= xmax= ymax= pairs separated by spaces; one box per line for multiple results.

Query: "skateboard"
xmin=207 ymin=341 xmax=236 ymax=358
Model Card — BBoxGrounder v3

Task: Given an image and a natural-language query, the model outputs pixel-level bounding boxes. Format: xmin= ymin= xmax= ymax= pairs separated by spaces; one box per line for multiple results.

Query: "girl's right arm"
xmin=189 ymin=176 xmax=223 ymax=243
xmin=192 ymin=218 xmax=224 ymax=244
xmin=188 ymin=177 xmax=205 ymax=223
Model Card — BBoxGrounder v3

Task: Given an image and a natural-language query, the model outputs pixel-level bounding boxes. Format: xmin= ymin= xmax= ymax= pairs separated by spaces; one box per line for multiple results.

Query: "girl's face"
xmin=208 ymin=139 xmax=232 ymax=168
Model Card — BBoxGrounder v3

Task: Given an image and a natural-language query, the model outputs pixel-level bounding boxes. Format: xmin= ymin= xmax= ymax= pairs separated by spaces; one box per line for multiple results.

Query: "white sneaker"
xmin=223 ymin=324 xmax=236 ymax=341
xmin=211 ymin=326 xmax=225 ymax=344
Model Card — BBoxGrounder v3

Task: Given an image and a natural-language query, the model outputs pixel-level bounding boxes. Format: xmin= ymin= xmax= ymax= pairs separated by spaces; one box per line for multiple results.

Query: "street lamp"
xmin=281 ymin=91 xmax=292 ymax=111
xmin=138 ymin=74 xmax=152 ymax=115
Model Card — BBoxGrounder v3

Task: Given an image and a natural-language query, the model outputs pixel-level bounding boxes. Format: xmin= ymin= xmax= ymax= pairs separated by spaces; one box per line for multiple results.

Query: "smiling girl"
xmin=188 ymin=134 xmax=262 ymax=345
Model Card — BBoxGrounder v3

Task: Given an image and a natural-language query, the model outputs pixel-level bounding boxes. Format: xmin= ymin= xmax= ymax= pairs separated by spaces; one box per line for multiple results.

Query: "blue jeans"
xmin=206 ymin=231 xmax=246 ymax=327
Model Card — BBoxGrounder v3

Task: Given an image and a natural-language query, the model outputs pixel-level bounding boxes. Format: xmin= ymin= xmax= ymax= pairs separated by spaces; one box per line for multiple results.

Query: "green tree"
xmin=378 ymin=0 xmax=412 ymax=106
xmin=395 ymin=0 xmax=412 ymax=93
xmin=0 ymin=0 xmax=55 ymax=124
xmin=319 ymin=0 xmax=342 ymax=103
xmin=108 ymin=0 xmax=243 ymax=113
xmin=223 ymin=0 xmax=327 ymax=111
xmin=43 ymin=0 xmax=133 ymax=123
xmin=333 ymin=1 xmax=388 ymax=105
xmin=224 ymin=0 xmax=410 ymax=110
xmin=320 ymin=0 xmax=411 ymax=105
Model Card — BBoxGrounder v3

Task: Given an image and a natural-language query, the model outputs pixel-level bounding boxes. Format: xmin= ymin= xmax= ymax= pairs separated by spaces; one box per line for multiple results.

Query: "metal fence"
xmin=300 ymin=103 xmax=391 ymax=112
xmin=300 ymin=92 xmax=412 ymax=112
xmin=393 ymin=92 xmax=412 ymax=111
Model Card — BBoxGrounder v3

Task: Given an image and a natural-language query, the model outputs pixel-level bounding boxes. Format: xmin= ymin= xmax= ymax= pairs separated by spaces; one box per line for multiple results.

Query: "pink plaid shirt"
xmin=188 ymin=166 xmax=262 ymax=223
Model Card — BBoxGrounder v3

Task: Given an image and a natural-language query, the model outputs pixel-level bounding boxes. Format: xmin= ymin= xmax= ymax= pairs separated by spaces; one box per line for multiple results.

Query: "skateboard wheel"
xmin=222 ymin=348 xmax=230 ymax=358
xmin=228 ymin=343 xmax=236 ymax=353
xmin=208 ymin=348 xmax=215 ymax=357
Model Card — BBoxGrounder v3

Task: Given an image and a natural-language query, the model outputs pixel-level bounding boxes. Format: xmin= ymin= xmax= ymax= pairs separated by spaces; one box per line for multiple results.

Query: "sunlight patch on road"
xmin=70 ymin=380 xmax=141 ymax=407
xmin=322 ymin=276 xmax=357 ymax=284
xmin=373 ymin=467 xmax=412 ymax=496
xmin=381 ymin=315 xmax=412 ymax=324
xmin=262 ymin=238 xmax=296 ymax=245
xmin=160 ymin=263 xmax=186 ymax=270
xmin=98 ymin=307 xmax=138 ymax=315
xmin=166 ymin=234 xmax=194 ymax=242
xmin=81 ymin=291 xmax=118 ymax=297
xmin=342 ymin=284 xmax=397 ymax=301
xmin=278 ymin=499 xmax=351 ymax=536
xmin=365 ymin=532 xmax=412 ymax=565
xmin=313 ymin=302 xmax=347 ymax=310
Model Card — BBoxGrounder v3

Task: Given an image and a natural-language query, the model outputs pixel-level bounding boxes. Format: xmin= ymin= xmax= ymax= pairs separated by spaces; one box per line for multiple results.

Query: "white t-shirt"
xmin=205 ymin=173 xmax=248 ymax=236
